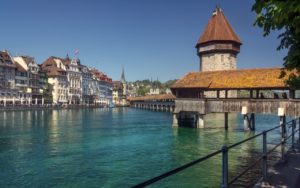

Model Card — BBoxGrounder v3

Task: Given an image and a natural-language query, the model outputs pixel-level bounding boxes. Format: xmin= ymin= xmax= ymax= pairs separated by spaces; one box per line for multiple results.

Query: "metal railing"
xmin=133 ymin=117 xmax=300 ymax=188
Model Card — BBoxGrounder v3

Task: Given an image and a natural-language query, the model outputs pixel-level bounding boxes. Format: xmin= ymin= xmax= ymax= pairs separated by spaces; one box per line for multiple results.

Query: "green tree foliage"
xmin=252 ymin=0 xmax=300 ymax=88
xmin=42 ymin=83 xmax=53 ymax=103
xmin=137 ymin=87 xmax=150 ymax=96
xmin=162 ymin=79 xmax=177 ymax=88
xmin=130 ymin=79 xmax=177 ymax=96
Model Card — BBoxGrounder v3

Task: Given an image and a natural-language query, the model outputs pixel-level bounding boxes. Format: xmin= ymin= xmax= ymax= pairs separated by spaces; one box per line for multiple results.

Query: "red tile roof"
xmin=90 ymin=68 xmax=112 ymax=83
xmin=196 ymin=8 xmax=241 ymax=47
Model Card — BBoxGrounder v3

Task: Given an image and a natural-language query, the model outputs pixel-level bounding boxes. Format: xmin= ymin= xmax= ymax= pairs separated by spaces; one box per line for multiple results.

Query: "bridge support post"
xmin=242 ymin=106 xmax=249 ymax=131
xmin=299 ymin=118 xmax=300 ymax=142
xmin=278 ymin=107 xmax=286 ymax=163
xmin=224 ymin=112 xmax=228 ymax=130
xmin=197 ymin=114 xmax=205 ymax=128
xmin=172 ymin=113 xmax=178 ymax=127
xmin=243 ymin=115 xmax=249 ymax=131
xmin=250 ymin=113 xmax=255 ymax=131
xmin=280 ymin=115 xmax=286 ymax=163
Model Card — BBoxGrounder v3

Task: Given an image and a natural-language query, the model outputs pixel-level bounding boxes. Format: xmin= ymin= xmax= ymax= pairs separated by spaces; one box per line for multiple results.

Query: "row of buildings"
xmin=0 ymin=51 xmax=114 ymax=106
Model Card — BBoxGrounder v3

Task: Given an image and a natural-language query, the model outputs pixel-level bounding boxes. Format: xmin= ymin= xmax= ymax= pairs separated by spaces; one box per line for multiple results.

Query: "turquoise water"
xmin=0 ymin=108 xmax=291 ymax=187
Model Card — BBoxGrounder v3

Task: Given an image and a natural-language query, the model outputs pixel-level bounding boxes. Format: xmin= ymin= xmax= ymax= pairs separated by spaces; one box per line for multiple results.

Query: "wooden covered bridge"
xmin=171 ymin=68 xmax=300 ymax=130
xmin=128 ymin=94 xmax=175 ymax=112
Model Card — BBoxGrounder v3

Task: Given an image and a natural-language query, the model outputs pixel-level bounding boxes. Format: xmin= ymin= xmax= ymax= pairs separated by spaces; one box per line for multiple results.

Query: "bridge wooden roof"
xmin=128 ymin=94 xmax=175 ymax=102
xmin=171 ymin=68 xmax=293 ymax=90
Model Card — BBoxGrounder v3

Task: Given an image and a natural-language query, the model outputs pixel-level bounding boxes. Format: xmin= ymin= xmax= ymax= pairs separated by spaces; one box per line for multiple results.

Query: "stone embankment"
xmin=0 ymin=104 xmax=109 ymax=111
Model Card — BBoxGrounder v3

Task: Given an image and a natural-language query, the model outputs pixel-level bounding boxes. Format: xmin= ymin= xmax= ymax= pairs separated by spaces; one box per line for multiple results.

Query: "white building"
xmin=13 ymin=56 xmax=42 ymax=103
xmin=64 ymin=57 xmax=82 ymax=104
xmin=90 ymin=68 xmax=112 ymax=106
xmin=41 ymin=56 xmax=69 ymax=104
xmin=81 ymin=65 xmax=93 ymax=104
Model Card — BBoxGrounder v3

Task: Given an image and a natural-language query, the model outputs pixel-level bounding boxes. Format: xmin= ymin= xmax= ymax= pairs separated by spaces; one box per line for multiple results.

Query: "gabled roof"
xmin=20 ymin=56 xmax=35 ymax=65
xmin=90 ymin=68 xmax=112 ymax=82
xmin=171 ymin=68 xmax=292 ymax=90
xmin=196 ymin=7 xmax=241 ymax=47
xmin=0 ymin=51 xmax=16 ymax=68
xmin=41 ymin=56 xmax=67 ymax=77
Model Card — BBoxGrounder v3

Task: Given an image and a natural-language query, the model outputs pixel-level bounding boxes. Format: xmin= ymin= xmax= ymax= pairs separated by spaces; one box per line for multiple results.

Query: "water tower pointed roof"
xmin=196 ymin=7 xmax=241 ymax=48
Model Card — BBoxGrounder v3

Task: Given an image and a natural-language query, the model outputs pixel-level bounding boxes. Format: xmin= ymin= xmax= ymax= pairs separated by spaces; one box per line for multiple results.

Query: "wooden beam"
xmin=250 ymin=90 xmax=253 ymax=99
xmin=289 ymin=89 xmax=295 ymax=99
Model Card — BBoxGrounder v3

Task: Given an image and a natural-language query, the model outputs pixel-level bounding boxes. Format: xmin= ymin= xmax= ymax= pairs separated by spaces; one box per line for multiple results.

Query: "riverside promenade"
xmin=255 ymin=142 xmax=300 ymax=188
xmin=0 ymin=104 xmax=109 ymax=111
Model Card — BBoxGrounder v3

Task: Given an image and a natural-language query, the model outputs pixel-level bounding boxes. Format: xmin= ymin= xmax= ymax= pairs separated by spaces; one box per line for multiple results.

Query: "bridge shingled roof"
xmin=128 ymin=94 xmax=175 ymax=102
xmin=171 ymin=68 xmax=294 ymax=90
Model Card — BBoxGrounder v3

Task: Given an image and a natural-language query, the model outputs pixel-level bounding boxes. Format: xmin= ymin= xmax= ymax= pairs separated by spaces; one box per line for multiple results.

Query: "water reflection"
xmin=0 ymin=109 xmax=288 ymax=187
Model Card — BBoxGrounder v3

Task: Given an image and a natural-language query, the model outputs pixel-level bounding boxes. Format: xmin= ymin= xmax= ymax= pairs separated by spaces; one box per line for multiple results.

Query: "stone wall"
xmin=200 ymin=53 xmax=237 ymax=72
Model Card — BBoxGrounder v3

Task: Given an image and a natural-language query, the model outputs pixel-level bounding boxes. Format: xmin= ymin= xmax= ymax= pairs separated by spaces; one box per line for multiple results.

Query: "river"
xmin=0 ymin=108 xmax=289 ymax=187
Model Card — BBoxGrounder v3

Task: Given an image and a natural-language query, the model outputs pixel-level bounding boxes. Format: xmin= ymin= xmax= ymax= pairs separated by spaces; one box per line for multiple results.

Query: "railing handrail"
xmin=133 ymin=117 xmax=300 ymax=188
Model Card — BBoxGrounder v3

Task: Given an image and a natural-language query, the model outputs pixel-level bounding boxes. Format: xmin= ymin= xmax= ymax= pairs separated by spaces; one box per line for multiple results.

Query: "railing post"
xmin=221 ymin=146 xmax=228 ymax=188
xmin=280 ymin=116 xmax=286 ymax=162
xmin=292 ymin=120 xmax=296 ymax=151
xmin=299 ymin=118 xmax=300 ymax=142
xmin=262 ymin=131 xmax=268 ymax=181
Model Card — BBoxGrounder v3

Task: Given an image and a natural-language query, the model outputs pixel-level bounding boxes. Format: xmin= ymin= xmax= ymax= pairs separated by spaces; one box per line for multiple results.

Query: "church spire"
xmin=121 ymin=67 xmax=126 ymax=83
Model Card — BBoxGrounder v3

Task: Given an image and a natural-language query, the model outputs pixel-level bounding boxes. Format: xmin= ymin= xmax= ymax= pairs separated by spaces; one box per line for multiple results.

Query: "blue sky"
xmin=0 ymin=0 xmax=286 ymax=82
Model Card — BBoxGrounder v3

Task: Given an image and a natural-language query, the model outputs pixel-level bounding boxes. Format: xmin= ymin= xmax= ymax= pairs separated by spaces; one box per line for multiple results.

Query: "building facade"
xmin=0 ymin=51 xmax=15 ymax=90
xmin=0 ymin=51 xmax=17 ymax=105
xmin=112 ymin=81 xmax=124 ymax=105
xmin=13 ymin=56 xmax=43 ymax=103
xmin=41 ymin=57 xmax=69 ymax=104
xmin=90 ymin=68 xmax=113 ymax=106
xmin=0 ymin=52 xmax=113 ymax=106
xmin=81 ymin=65 xmax=94 ymax=104
xmin=64 ymin=58 xmax=82 ymax=104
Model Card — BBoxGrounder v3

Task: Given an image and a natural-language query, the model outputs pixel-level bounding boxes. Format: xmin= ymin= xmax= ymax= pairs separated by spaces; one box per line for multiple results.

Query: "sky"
xmin=0 ymin=0 xmax=286 ymax=82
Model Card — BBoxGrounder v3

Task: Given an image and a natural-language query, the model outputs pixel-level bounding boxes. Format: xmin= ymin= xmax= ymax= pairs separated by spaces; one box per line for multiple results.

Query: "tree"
xmin=252 ymin=0 xmax=300 ymax=88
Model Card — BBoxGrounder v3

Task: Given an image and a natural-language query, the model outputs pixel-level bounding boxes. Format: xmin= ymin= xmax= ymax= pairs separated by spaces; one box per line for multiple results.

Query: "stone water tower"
xmin=196 ymin=7 xmax=242 ymax=72
xmin=196 ymin=7 xmax=242 ymax=98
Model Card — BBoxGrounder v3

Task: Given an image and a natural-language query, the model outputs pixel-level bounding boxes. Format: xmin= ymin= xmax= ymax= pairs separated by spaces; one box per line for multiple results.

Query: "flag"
xmin=75 ymin=49 xmax=79 ymax=55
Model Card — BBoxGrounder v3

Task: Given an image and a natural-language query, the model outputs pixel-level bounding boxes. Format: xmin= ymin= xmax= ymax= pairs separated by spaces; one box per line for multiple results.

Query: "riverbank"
xmin=0 ymin=104 xmax=110 ymax=111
